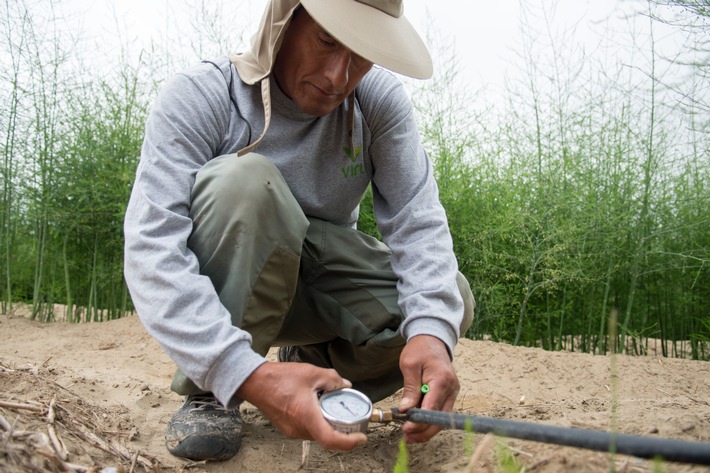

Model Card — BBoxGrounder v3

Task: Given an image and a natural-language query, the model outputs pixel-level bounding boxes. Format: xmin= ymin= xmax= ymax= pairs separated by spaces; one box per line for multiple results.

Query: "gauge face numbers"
xmin=319 ymin=388 xmax=373 ymax=434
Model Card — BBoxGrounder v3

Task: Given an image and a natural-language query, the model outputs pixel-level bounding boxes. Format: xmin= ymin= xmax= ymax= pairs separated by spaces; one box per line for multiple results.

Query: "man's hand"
xmin=398 ymin=334 xmax=459 ymax=443
xmin=236 ymin=361 xmax=367 ymax=451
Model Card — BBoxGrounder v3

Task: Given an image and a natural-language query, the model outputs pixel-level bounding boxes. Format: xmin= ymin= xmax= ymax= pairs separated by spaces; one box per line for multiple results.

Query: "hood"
xmin=230 ymin=0 xmax=301 ymax=85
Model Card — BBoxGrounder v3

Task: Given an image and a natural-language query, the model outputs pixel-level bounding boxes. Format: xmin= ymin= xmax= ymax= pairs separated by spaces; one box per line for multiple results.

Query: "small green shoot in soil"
xmin=393 ymin=439 xmax=409 ymax=473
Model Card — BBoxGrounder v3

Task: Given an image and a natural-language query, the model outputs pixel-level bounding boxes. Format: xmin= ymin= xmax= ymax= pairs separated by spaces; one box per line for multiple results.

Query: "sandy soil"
xmin=1 ymin=308 xmax=709 ymax=473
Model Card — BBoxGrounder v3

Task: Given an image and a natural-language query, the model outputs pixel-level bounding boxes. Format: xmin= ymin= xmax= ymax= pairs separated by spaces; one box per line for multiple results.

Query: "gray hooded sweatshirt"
xmin=123 ymin=0 xmax=464 ymax=408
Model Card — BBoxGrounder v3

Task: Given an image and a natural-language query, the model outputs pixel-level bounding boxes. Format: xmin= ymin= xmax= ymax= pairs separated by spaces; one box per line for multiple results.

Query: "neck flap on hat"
xmin=229 ymin=0 xmax=300 ymax=156
xmin=231 ymin=0 xmax=300 ymax=85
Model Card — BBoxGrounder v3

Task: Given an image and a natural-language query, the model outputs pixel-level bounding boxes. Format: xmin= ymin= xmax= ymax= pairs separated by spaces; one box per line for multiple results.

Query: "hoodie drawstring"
xmin=237 ymin=78 xmax=272 ymax=157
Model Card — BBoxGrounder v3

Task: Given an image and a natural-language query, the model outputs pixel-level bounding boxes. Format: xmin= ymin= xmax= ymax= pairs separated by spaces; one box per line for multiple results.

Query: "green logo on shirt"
xmin=342 ymin=146 xmax=365 ymax=178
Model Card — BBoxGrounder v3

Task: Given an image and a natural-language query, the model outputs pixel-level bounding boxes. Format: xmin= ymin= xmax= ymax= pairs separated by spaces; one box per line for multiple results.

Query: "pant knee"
xmin=190 ymin=153 xmax=290 ymax=223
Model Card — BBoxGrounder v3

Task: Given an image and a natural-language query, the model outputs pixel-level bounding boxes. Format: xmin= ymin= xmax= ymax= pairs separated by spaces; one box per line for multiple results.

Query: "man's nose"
xmin=323 ymin=50 xmax=350 ymax=91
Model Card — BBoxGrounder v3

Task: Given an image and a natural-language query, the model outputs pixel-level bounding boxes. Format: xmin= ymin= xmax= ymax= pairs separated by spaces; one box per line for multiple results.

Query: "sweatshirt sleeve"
xmin=357 ymin=70 xmax=464 ymax=355
xmin=123 ymin=62 xmax=266 ymax=408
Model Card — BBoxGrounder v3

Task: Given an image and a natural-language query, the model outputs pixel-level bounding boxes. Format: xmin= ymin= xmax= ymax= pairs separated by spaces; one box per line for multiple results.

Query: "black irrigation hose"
xmin=393 ymin=408 xmax=710 ymax=465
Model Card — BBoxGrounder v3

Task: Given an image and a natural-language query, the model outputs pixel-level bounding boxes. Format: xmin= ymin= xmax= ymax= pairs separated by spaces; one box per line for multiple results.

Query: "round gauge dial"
xmin=319 ymin=388 xmax=373 ymax=434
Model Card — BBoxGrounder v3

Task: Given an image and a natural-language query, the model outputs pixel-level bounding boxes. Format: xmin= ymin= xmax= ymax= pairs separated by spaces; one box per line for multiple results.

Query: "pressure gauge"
xmin=319 ymin=388 xmax=373 ymax=434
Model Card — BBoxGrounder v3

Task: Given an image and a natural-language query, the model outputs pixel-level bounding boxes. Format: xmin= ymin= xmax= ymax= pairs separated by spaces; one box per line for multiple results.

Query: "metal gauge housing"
xmin=319 ymin=388 xmax=373 ymax=434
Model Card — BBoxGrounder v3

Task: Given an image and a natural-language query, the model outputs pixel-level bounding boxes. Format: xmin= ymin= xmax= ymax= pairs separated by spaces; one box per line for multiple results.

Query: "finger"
xmin=310 ymin=415 xmax=368 ymax=451
xmin=398 ymin=368 xmax=423 ymax=411
xmin=310 ymin=367 xmax=353 ymax=393
xmin=317 ymin=430 xmax=368 ymax=451
xmin=403 ymin=423 xmax=442 ymax=443
xmin=398 ymin=387 xmax=422 ymax=411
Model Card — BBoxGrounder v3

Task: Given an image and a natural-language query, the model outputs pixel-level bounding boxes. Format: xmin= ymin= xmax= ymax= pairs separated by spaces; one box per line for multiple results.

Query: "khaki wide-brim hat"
xmin=301 ymin=0 xmax=432 ymax=80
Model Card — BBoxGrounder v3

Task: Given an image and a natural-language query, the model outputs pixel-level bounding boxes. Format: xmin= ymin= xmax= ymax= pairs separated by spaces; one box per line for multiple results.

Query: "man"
xmin=124 ymin=0 xmax=475 ymax=462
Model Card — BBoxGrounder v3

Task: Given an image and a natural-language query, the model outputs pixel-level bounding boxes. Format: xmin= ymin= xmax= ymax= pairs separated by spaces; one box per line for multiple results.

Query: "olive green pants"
xmin=171 ymin=153 xmax=474 ymax=402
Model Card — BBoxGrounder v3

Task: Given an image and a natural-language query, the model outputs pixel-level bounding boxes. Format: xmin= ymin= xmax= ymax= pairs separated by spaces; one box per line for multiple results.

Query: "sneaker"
xmin=165 ymin=394 xmax=243 ymax=461
xmin=277 ymin=346 xmax=301 ymax=363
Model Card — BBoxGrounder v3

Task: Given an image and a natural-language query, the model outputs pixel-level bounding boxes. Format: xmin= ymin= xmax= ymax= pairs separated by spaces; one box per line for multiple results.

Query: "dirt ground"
xmin=1 ymin=308 xmax=709 ymax=473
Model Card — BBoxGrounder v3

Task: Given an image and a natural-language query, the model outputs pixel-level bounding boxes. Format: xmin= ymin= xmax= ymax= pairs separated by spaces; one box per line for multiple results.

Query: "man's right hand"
xmin=236 ymin=361 xmax=367 ymax=451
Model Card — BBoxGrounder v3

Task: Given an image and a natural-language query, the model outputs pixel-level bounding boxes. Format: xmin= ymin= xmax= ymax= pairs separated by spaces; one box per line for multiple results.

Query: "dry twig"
xmin=129 ymin=449 xmax=139 ymax=473
xmin=0 ymin=400 xmax=44 ymax=412
xmin=300 ymin=439 xmax=311 ymax=469
xmin=464 ymin=433 xmax=495 ymax=472
xmin=0 ymin=411 xmax=13 ymax=432
xmin=508 ymin=445 xmax=533 ymax=458
xmin=71 ymin=420 xmax=155 ymax=471
xmin=47 ymin=396 xmax=69 ymax=461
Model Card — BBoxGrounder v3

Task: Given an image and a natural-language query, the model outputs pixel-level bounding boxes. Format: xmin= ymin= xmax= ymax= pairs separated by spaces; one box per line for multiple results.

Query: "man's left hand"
xmin=397 ymin=334 xmax=459 ymax=443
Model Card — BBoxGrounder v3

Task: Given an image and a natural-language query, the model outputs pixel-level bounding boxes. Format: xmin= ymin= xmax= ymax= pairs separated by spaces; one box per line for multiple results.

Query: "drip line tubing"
xmin=393 ymin=408 xmax=710 ymax=465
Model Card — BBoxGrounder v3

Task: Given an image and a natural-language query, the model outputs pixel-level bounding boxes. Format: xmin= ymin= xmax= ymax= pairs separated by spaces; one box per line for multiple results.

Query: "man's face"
xmin=273 ymin=10 xmax=373 ymax=117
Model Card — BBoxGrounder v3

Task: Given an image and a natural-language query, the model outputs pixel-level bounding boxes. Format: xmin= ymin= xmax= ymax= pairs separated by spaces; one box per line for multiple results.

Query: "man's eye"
xmin=319 ymin=35 xmax=337 ymax=47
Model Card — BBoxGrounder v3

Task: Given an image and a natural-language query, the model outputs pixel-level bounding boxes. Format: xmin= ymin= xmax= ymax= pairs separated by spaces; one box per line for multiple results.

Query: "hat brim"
xmin=300 ymin=0 xmax=433 ymax=80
